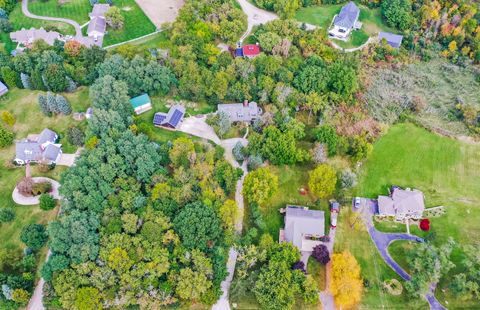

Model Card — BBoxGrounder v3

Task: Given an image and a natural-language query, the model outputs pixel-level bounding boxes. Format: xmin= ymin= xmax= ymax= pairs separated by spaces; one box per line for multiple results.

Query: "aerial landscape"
xmin=0 ymin=0 xmax=479 ymax=309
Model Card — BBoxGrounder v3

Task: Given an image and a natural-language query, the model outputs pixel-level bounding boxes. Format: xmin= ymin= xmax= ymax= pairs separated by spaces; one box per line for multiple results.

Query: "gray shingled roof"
xmin=15 ymin=141 xmax=42 ymax=162
xmin=38 ymin=128 xmax=57 ymax=145
xmin=89 ymin=4 xmax=110 ymax=18
xmin=43 ymin=144 xmax=62 ymax=161
xmin=378 ymin=188 xmax=425 ymax=216
xmin=0 ymin=81 xmax=7 ymax=96
xmin=217 ymin=101 xmax=262 ymax=122
xmin=378 ymin=32 xmax=404 ymax=48
xmin=87 ymin=16 xmax=106 ymax=35
xmin=284 ymin=206 xmax=325 ymax=250
xmin=10 ymin=28 xmax=61 ymax=46
xmin=334 ymin=2 xmax=360 ymax=29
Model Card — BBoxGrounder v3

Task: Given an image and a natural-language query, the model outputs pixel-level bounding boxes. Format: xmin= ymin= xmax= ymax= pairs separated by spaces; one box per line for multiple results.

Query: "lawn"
xmin=122 ymin=30 xmax=171 ymax=50
xmin=388 ymin=240 xmax=418 ymax=276
xmin=295 ymin=3 xmax=394 ymax=48
xmin=351 ymin=123 xmax=480 ymax=308
xmin=307 ymin=256 xmax=326 ymax=291
xmin=29 ymin=0 xmax=93 ymax=25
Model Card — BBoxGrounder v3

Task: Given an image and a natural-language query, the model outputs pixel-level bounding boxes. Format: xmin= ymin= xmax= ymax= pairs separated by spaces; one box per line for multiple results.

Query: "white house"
xmin=328 ymin=2 xmax=361 ymax=39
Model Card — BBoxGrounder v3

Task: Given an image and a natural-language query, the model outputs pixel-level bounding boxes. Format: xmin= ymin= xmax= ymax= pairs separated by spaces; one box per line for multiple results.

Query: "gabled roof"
xmin=43 ymin=144 xmax=62 ymax=161
xmin=153 ymin=105 xmax=185 ymax=129
xmin=89 ymin=4 xmax=110 ymax=19
xmin=87 ymin=16 xmax=106 ymax=35
xmin=378 ymin=188 xmax=425 ymax=216
xmin=15 ymin=141 xmax=43 ymax=162
xmin=242 ymin=44 xmax=260 ymax=57
xmin=284 ymin=206 xmax=325 ymax=250
xmin=217 ymin=101 xmax=261 ymax=122
xmin=38 ymin=128 xmax=57 ymax=145
xmin=0 ymin=81 xmax=7 ymax=93
xmin=334 ymin=1 xmax=360 ymax=29
xmin=130 ymin=94 xmax=152 ymax=109
xmin=10 ymin=28 xmax=61 ymax=46
xmin=378 ymin=32 xmax=404 ymax=48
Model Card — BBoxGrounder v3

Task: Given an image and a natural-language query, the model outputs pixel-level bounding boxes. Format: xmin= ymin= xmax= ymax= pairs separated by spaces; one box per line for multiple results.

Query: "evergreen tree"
xmin=20 ymin=73 xmax=31 ymax=89
xmin=55 ymin=95 xmax=72 ymax=115
xmin=38 ymin=94 xmax=50 ymax=116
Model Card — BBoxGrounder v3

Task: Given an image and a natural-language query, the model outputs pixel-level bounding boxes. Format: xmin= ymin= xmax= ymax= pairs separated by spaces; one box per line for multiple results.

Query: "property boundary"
xmin=104 ymin=29 xmax=164 ymax=49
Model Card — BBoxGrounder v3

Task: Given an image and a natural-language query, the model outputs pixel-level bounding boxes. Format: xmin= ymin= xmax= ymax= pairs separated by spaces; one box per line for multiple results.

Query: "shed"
xmin=378 ymin=32 xmax=404 ymax=48
xmin=130 ymin=94 xmax=153 ymax=115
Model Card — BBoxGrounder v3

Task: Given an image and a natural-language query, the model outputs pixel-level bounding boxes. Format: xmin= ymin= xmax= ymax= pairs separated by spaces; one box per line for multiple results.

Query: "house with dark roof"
xmin=377 ymin=187 xmax=425 ymax=220
xmin=153 ymin=105 xmax=185 ymax=130
xmin=329 ymin=2 xmax=361 ymax=39
xmin=279 ymin=205 xmax=325 ymax=252
xmin=235 ymin=43 xmax=261 ymax=59
xmin=14 ymin=129 xmax=62 ymax=165
xmin=0 ymin=81 xmax=8 ymax=97
xmin=130 ymin=94 xmax=152 ymax=115
xmin=378 ymin=32 xmax=404 ymax=48
xmin=217 ymin=100 xmax=262 ymax=123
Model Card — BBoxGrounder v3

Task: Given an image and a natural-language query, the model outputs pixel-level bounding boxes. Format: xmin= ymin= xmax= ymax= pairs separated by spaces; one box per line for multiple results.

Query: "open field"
xmin=9 ymin=4 xmax=76 ymax=35
xmin=134 ymin=0 xmax=184 ymax=28
xmin=351 ymin=123 xmax=480 ymax=308
xmin=28 ymin=0 xmax=92 ymax=24
xmin=295 ymin=3 xmax=393 ymax=48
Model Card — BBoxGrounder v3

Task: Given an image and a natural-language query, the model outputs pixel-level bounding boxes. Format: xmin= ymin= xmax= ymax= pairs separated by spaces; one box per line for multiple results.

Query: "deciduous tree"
xmin=330 ymin=251 xmax=363 ymax=308
xmin=308 ymin=164 xmax=337 ymax=199
xmin=243 ymin=167 xmax=278 ymax=205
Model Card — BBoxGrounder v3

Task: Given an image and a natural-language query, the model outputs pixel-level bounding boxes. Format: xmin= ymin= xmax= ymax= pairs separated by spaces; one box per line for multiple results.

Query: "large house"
xmin=86 ymin=3 xmax=110 ymax=45
xmin=280 ymin=205 xmax=325 ymax=252
xmin=329 ymin=1 xmax=361 ymax=39
xmin=153 ymin=105 xmax=185 ymax=130
xmin=378 ymin=32 xmax=404 ymax=49
xmin=377 ymin=187 xmax=425 ymax=220
xmin=0 ymin=81 xmax=8 ymax=97
xmin=130 ymin=94 xmax=152 ymax=115
xmin=217 ymin=100 xmax=262 ymax=123
xmin=14 ymin=129 xmax=62 ymax=165
xmin=10 ymin=28 xmax=61 ymax=47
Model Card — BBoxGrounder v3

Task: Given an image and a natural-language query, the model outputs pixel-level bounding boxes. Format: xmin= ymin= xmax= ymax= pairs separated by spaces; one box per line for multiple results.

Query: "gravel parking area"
xmin=135 ymin=0 xmax=184 ymax=28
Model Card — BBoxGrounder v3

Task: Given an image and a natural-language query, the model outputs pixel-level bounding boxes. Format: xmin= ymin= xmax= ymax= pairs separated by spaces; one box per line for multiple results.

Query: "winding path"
xmin=22 ymin=0 xmax=82 ymax=37
xmin=236 ymin=0 xmax=278 ymax=42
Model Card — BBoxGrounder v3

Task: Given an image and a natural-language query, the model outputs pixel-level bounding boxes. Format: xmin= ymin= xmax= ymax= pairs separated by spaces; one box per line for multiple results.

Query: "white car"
xmin=354 ymin=197 xmax=361 ymax=209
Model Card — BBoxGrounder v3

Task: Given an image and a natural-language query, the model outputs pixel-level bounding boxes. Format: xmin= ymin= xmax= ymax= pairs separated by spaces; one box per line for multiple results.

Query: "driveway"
xmin=178 ymin=116 xmax=221 ymax=144
xmin=135 ymin=0 xmax=184 ymax=28
xmin=56 ymin=153 xmax=77 ymax=167
xmin=22 ymin=0 xmax=82 ymax=37
xmin=12 ymin=177 xmax=61 ymax=206
xmin=236 ymin=0 xmax=278 ymax=41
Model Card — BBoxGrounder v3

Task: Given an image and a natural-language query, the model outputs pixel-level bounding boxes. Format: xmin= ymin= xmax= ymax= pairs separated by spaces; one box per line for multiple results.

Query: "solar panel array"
xmin=153 ymin=113 xmax=166 ymax=125
xmin=169 ymin=110 xmax=184 ymax=127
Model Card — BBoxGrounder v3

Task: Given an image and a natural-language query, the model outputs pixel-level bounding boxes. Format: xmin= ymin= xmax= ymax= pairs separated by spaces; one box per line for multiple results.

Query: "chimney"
xmin=243 ymin=100 xmax=248 ymax=107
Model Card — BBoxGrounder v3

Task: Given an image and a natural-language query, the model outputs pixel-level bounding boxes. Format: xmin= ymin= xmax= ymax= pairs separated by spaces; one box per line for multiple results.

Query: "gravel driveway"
xmin=236 ymin=0 xmax=278 ymax=41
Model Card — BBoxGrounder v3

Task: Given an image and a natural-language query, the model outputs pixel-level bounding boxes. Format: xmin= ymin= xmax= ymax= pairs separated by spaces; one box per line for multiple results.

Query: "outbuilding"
xmin=130 ymin=94 xmax=153 ymax=115
xmin=378 ymin=32 xmax=404 ymax=49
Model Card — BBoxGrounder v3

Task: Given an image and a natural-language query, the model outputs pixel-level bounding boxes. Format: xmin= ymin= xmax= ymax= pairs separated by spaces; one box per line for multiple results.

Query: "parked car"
xmin=354 ymin=197 xmax=361 ymax=209
xmin=330 ymin=212 xmax=338 ymax=228
xmin=329 ymin=200 xmax=340 ymax=213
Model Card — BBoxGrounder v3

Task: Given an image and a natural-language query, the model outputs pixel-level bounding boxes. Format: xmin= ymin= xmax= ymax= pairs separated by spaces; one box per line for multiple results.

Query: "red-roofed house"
xmin=242 ymin=44 xmax=261 ymax=58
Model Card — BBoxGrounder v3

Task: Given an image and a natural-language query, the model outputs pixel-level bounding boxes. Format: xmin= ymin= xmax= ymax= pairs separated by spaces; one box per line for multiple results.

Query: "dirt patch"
xmin=135 ymin=0 xmax=184 ymax=28
xmin=122 ymin=6 xmax=132 ymax=11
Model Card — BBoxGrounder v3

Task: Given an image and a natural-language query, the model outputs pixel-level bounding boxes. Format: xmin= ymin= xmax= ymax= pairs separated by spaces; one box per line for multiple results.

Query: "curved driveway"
xmin=22 ymin=0 xmax=82 ymax=37
xmin=236 ymin=0 xmax=278 ymax=42
xmin=12 ymin=177 xmax=61 ymax=205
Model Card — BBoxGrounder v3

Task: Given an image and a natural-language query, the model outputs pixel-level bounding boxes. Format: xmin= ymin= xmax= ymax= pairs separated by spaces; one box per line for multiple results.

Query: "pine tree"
xmin=46 ymin=92 xmax=58 ymax=114
xmin=20 ymin=73 xmax=31 ymax=89
xmin=38 ymin=94 xmax=50 ymax=116
xmin=65 ymin=77 xmax=77 ymax=93
xmin=55 ymin=95 xmax=72 ymax=115
xmin=31 ymin=70 xmax=46 ymax=91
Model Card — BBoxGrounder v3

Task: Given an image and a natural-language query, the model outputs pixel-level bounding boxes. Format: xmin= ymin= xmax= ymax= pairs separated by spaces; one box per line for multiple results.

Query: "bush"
xmin=0 ymin=125 xmax=14 ymax=148
xmin=340 ymin=170 xmax=357 ymax=189
xmin=292 ymin=261 xmax=306 ymax=273
xmin=232 ymin=141 xmax=245 ymax=162
xmin=312 ymin=244 xmax=330 ymax=265
xmin=247 ymin=154 xmax=263 ymax=171
xmin=67 ymin=126 xmax=85 ymax=146
xmin=39 ymin=194 xmax=56 ymax=210
xmin=17 ymin=177 xmax=34 ymax=196
xmin=31 ymin=181 xmax=52 ymax=196
xmin=20 ymin=224 xmax=48 ymax=250
xmin=0 ymin=207 xmax=15 ymax=222
xmin=1 ymin=110 xmax=15 ymax=126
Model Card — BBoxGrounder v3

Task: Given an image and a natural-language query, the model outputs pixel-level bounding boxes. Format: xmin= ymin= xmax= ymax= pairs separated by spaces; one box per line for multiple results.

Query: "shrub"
xmin=0 ymin=125 xmax=14 ymax=147
xmin=311 ymin=142 xmax=327 ymax=164
xmin=31 ymin=181 xmax=52 ymax=196
xmin=232 ymin=141 xmax=245 ymax=162
xmin=1 ymin=111 xmax=15 ymax=126
xmin=0 ymin=207 xmax=15 ymax=222
xmin=20 ymin=224 xmax=48 ymax=250
xmin=39 ymin=194 xmax=56 ymax=210
xmin=292 ymin=261 xmax=306 ymax=273
xmin=1 ymin=66 xmax=18 ymax=88
xmin=312 ymin=244 xmax=330 ymax=265
xmin=247 ymin=154 xmax=263 ymax=171
xmin=67 ymin=126 xmax=85 ymax=146
xmin=419 ymin=219 xmax=430 ymax=231
xmin=17 ymin=177 xmax=34 ymax=196
xmin=340 ymin=170 xmax=357 ymax=189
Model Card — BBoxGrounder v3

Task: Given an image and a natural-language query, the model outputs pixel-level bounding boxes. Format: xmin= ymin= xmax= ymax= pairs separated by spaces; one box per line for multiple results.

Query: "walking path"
xmin=236 ymin=0 xmax=278 ymax=42
xmin=330 ymin=37 xmax=374 ymax=53
xmin=359 ymin=201 xmax=446 ymax=310
xmin=177 ymin=116 xmax=248 ymax=310
xmin=12 ymin=177 xmax=61 ymax=206
xmin=22 ymin=0 xmax=82 ymax=37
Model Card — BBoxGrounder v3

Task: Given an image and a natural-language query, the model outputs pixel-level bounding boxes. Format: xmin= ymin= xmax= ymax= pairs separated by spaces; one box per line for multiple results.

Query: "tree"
xmin=0 ymin=110 xmax=15 ymax=126
xmin=340 ymin=169 xmax=357 ymax=189
xmin=75 ymin=287 xmax=103 ymax=310
xmin=381 ymin=0 xmax=413 ymax=31
xmin=312 ymin=244 xmax=330 ymax=265
xmin=247 ymin=154 xmax=263 ymax=171
xmin=67 ymin=126 xmax=85 ymax=146
xmin=89 ymin=75 xmax=132 ymax=120
xmin=0 ymin=125 xmax=14 ymax=148
xmin=55 ymin=94 xmax=72 ymax=115
xmin=169 ymin=137 xmax=195 ymax=168
xmin=243 ymin=167 xmax=278 ymax=205
xmin=219 ymin=199 xmax=238 ymax=231
xmin=39 ymin=194 xmax=56 ymax=210
xmin=64 ymin=40 xmax=83 ymax=57
xmin=173 ymin=202 xmax=222 ymax=251
xmin=311 ymin=142 xmax=327 ymax=164
xmin=1 ymin=66 xmax=18 ymax=88
xmin=330 ymin=251 xmax=363 ymax=308
xmin=327 ymin=62 xmax=358 ymax=100
xmin=176 ymin=268 xmax=212 ymax=301
xmin=20 ymin=73 xmax=32 ymax=89
xmin=0 ymin=207 xmax=15 ymax=222
xmin=232 ymin=141 xmax=245 ymax=162
xmin=308 ymin=164 xmax=337 ymax=199
xmin=20 ymin=224 xmax=48 ymax=251
xmin=105 ymin=6 xmax=124 ymax=30
xmin=44 ymin=63 xmax=68 ymax=92
xmin=11 ymin=288 xmax=30 ymax=305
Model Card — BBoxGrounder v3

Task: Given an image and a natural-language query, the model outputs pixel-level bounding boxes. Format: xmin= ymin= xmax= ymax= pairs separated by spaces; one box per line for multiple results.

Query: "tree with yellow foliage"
xmin=330 ymin=251 xmax=363 ymax=309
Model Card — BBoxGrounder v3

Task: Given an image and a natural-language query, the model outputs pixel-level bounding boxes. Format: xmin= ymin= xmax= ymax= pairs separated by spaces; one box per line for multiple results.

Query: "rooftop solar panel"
xmin=169 ymin=110 xmax=184 ymax=127
xmin=153 ymin=113 xmax=167 ymax=125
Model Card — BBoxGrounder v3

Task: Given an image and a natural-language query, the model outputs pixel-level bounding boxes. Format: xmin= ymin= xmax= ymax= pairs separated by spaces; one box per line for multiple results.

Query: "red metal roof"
xmin=242 ymin=44 xmax=260 ymax=56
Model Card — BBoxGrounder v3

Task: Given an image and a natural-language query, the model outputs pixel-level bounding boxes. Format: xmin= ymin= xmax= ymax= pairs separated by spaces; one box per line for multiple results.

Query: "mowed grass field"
xmin=345 ymin=123 xmax=480 ymax=308
xmin=9 ymin=4 xmax=76 ymax=35
xmin=295 ymin=3 xmax=394 ymax=48
xmin=29 ymin=0 xmax=92 ymax=24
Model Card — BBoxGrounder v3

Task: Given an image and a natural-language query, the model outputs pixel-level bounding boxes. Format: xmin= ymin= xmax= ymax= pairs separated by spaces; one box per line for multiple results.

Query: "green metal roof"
xmin=130 ymin=94 xmax=151 ymax=108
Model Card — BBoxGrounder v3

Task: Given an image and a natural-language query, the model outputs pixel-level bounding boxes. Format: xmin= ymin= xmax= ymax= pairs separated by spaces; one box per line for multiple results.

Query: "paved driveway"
xmin=56 ymin=153 xmax=76 ymax=167
xmin=178 ymin=116 xmax=221 ymax=144
xmin=12 ymin=177 xmax=61 ymax=205
xmin=237 ymin=0 xmax=278 ymax=41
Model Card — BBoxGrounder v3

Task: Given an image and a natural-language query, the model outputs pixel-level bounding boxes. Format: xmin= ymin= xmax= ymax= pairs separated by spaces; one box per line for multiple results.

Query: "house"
xmin=153 ymin=105 xmax=185 ymax=130
xmin=279 ymin=205 xmax=325 ymax=252
xmin=130 ymin=94 xmax=153 ymax=115
xmin=10 ymin=28 xmax=61 ymax=47
xmin=217 ymin=100 xmax=262 ymax=122
xmin=378 ymin=32 xmax=404 ymax=49
xmin=14 ymin=129 xmax=62 ymax=165
xmin=329 ymin=2 xmax=361 ymax=39
xmin=0 ymin=81 xmax=8 ymax=97
xmin=377 ymin=187 xmax=425 ymax=220
xmin=86 ymin=4 xmax=110 ymax=46
xmin=234 ymin=43 xmax=261 ymax=59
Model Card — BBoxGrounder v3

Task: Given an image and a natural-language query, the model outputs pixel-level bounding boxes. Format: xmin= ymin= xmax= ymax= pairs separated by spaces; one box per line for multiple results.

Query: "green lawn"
xmin=307 ymin=256 xmax=326 ymax=291
xmin=123 ymin=30 xmax=171 ymax=50
xmin=388 ymin=240 xmax=418 ymax=276
xmin=332 ymin=29 xmax=369 ymax=49
xmin=351 ymin=123 xmax=480 ymax=308
xmin=29 ymin=0 xmax=92 ymax=24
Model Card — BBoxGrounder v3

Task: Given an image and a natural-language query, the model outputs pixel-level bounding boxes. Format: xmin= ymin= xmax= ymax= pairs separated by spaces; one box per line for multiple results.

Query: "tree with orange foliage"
xmin=64 ymin=40 xmax=83 ymax=57
xmin=330 ymin=251 xmax=363 ymax=309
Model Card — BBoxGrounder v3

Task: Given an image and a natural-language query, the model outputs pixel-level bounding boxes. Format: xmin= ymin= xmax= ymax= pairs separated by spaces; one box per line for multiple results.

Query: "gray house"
xmin=217 ymin=101 xmax=262 ymax=123
xmin=15 ymin=129 xmax=62 ymax=165
xmin=86 ymin=4 xmax=110 ymax=46
xmin=329 ymin=2 xmax=361 ymax=39
xmin=10 ymin=28 xmax=61 ymax=47
xmin=280 ymin=205 xmax=325 ymax=252
xmin=378 ymin=187 xmax=425 ymax=220
xmin=153 ymin=105 xmax=185 ymax=130
xmin=0 ymin=81 xmax=8 ymax=97
xmin=378 ymin=32 xmax=404 ymax=48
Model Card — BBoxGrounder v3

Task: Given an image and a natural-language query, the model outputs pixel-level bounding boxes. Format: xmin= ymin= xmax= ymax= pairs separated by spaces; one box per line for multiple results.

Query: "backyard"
xmin=295 ymin=3 xmax=394 ymax=48
xmin=350 ymin=123 xmax=480 ymax=308
xmin=9 ymin=4 xmax=76 ymax=35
